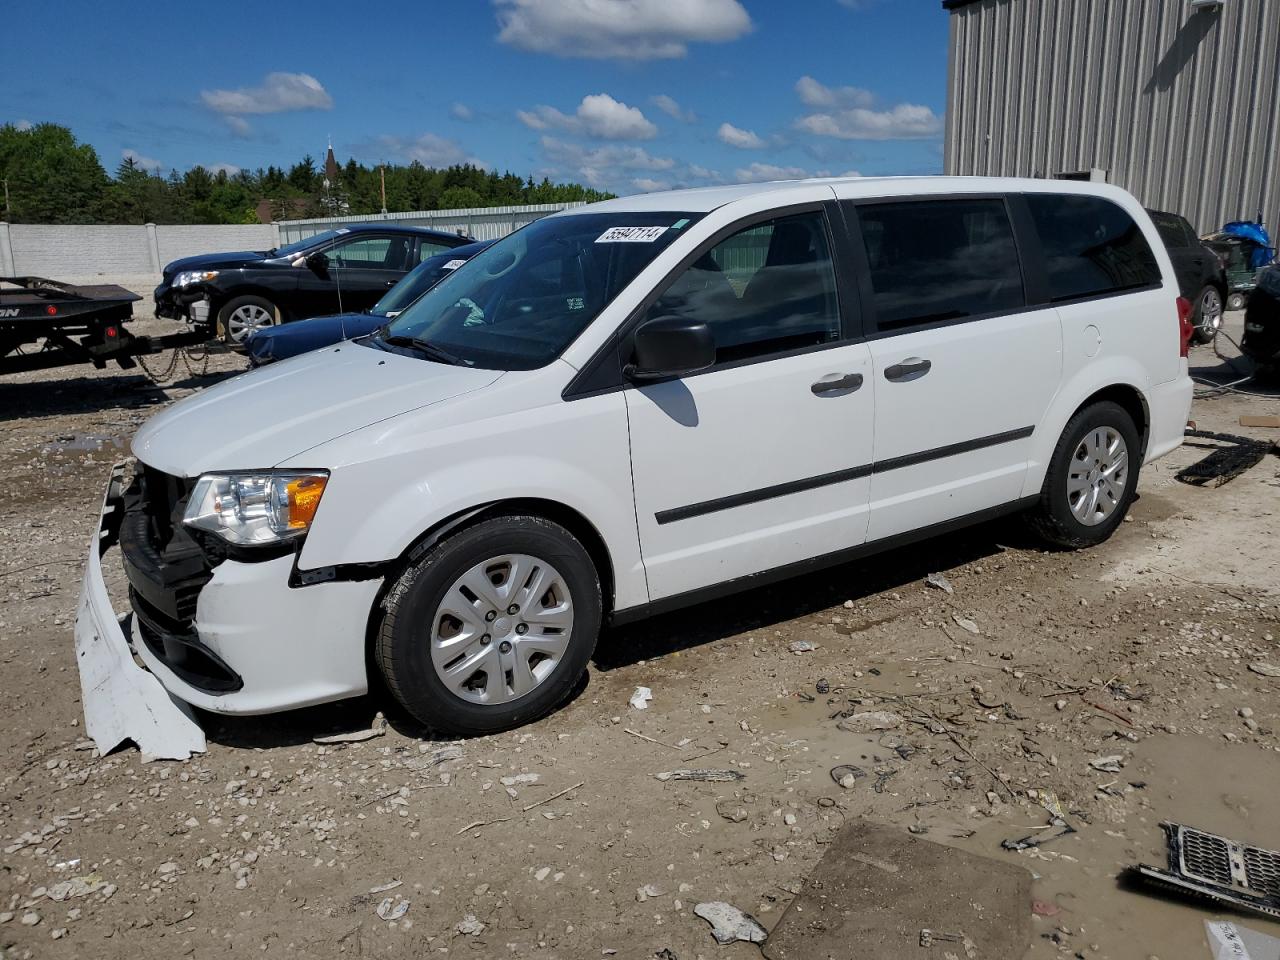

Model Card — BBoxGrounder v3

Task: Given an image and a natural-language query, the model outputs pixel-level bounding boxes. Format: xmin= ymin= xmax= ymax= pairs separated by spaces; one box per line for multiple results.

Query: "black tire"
xmin=1226 ymin=291 xmax=1248 ymax=312
xmin=376 ymin=515 xmax=602 ymax=736
xmin=1026 ymin=401 xmax=1140 ymax=549
xmin=217 ymin=295 xmax=278 ymax=346
xmin=1190 ymin=284 xmax=1223 ymax=344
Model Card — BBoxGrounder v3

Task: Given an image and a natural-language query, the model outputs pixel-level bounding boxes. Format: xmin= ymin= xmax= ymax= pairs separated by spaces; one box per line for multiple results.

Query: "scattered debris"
xmin=1205 ymin=919 xmax=1280 ymax=959
xmin=788 ymin=640 xmax=816 ymax=654
xmin=624 ymin=728 xmax=681 ymax=749
xmin=455 ymin=914 xmax=486 ymax=936
xmin=499 ymin=773 xmax=540 ymax=787
xmin=655 ymin=769 xmax=745 ymax=783
xmin=1176 ymin=430 xmax=1275 ymax=488
xmin=1248 ymin=662 xmax=1280 ymax=678
xmin=636 ymin=884 xmax=663 ymax=902
xmin=368 ymin=880 xmax=402 ymax=894
xmin=1089 ymin=755 xmax=1125 ymax=772
xmin=716 ymin=800 xmax=749 ymax=823
xmin=1002 ymin=791 xmax=1077 ymax=852
xmin=815 ymin=678 xmax=831 ymax=695
xmin=407 ymin=745 xmax=463 ymax=769
xmin=830 ymin=764 xmax=866 ymax=789
xmin=836 ymin=711 xmax=902 ymax=732
xmin=521 ymin=781 xmax=584 ymax=811
xmin=1239 ymin=415 xmax=1280 ymax=428
xmin=375 ymin=896 xmax=410 ymax=921
xmin=1031 ymin=899 xmax=1062 ymax=917
xmin=314 ymin=713 xmax=387 ymax=744
xmin=925 ymin=572 xmax=954 ymax=594
xmin=952 ymin=615 xmax=981 ymax=635
xmin=630 ymin=686 xmax=653 ymax=710
xmin=693 ymin=902 xmax=767 ymax=945
xmin=455 ymin=817 xmax=511 ymax=835
xmin=1133 ymin=822 xmax=1280 ymax=919
xmin=46 ymin=874 xmax=108 ymax=901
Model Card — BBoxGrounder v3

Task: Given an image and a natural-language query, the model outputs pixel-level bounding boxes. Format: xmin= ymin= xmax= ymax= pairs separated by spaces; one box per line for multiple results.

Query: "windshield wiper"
xmin=380 ymin=334 xmax=465 ymax=366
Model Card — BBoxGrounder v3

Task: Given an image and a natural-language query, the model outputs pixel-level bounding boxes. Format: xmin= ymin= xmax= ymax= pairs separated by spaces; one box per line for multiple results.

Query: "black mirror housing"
xmin=626 ymin=315 xmax=716 ymax=382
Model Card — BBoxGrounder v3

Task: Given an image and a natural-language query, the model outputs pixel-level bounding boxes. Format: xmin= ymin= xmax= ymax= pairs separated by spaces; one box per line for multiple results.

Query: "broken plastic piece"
xmin=1133 ymin=822 xmax=1280 ymax=919
xmin=654 ymin=769 xmax=745 ymax=782
xmin=694 ymin=901 xmax=767 ymax=944
xmin=1205 ymin=919 xmax=1280 ymax=959
xmin=74 ymin=464 xmax=205 ymax=762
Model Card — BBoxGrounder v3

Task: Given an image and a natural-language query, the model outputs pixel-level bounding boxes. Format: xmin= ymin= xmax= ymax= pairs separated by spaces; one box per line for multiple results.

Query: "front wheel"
xmin=218 ymin=295 xmax=279 ymax=345
xmin=1191 ymin=284 xmax=1223 ymax=344
xmin=376 ymin=515 xmax=602 ymax=736
xmin=1026 ymin=401 xmax=1140 ymax=549
xmin=1226 ymin=291 xmax=1248 ymax=312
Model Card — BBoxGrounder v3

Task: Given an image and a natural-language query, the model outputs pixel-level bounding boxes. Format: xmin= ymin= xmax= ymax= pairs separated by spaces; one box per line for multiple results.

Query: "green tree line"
xmin=0 ymin=123 xmax=613 ymax=225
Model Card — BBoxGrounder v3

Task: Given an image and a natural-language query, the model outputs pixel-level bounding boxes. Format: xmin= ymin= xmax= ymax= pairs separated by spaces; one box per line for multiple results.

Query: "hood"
xmin=162 ymin=250 xmax=273 ymax=275
xmin=132 ymin=344 xmax=502 ymax=475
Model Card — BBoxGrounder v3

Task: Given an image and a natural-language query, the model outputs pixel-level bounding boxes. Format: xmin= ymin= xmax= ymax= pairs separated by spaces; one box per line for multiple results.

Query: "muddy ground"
xmin=1 ymin=302 xmax=1278 ymax=960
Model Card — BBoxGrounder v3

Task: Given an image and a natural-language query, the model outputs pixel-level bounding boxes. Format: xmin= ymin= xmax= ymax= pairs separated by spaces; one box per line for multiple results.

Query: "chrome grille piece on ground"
xmin=1133 ymin=822 xmax=1280 ymax=919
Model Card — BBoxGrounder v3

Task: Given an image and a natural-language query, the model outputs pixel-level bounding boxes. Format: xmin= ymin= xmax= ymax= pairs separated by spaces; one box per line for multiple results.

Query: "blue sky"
xmin=1 ymin=0 xmax=951 ymax=193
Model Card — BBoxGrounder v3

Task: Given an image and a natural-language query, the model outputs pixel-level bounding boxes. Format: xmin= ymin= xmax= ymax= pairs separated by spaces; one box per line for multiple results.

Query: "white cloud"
xmin=717 ymin=121 xmax=765 ymax=149
xmin=201 ymin=72 xmax=333 ymax=115
xmin=207 ymin=163 xmax=242 ymax=176
xmin=519 ymin=93 xmax=657 ymax=140
xmin=361 ymin=133 xmax=485 ymax=168
xmin=223 ymin=115 xmax=253 ymax=137
xmin=733 ymin=162 xmax=812 ymax=183
xmin=450 ymin=102 xmax=474 ymax=121
xmin=651 ymin=94 xmax=696 ymax=123
xmin=540 ymin=135 xmax=675 ymax=189
xmin=836 ymin=0 xmax=878 ymax=8
xmin=795 ymin=75 xmax=874 ymax=109
xmin=494 ymin=0 xmax=752 ymax=60
xmin=796 ymin=102 xmax=942 ymax=140
xmin=14 ymin=119 xmax=33 ymax=131
xmin=631 ymin=177 xmax=670 ymax=192
xmin=122 ymin=149 xmax=163 ymax=173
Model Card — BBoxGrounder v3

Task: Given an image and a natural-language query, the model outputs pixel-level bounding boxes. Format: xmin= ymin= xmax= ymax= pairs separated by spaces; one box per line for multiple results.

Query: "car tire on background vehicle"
xmin=1191 ymin=284 xmax=1223 ymax=344
xmin=1026 ymin=401 xmax=1140 ymax=549
xmin=1226 ymin=291 xmax=1248 ymax=312
xmin=377 ymin=514 xmax=602 ymax=736
xmin=218 ymin=295 xmax=279 ymax=345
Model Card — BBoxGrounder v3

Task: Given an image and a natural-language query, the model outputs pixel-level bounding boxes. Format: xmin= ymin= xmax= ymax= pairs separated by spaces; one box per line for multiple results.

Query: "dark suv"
xmin=1147 ymin=209 xmax=1228 ymax=343
xmin=154 ymin=224 xmax=472 ymax=344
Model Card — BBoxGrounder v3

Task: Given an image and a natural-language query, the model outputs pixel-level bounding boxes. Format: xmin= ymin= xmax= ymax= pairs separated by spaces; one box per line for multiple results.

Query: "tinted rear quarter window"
xmin=1027 ymin=194 xmax=1161 ymax=302
xmin=858 ymin=198 xmax=1024 ymax=332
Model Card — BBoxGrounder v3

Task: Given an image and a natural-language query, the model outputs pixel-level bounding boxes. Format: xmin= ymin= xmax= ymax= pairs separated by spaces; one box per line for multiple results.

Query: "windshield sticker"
xmin=671 ymin=218 xmax=691 ymax=230
xmin=335 ymin=228 xmax=351 ymax=234
xmin=442 ymin=259 xmax=467 ymax=270
xmin=596 ymin=226 xmax=667 ymax=244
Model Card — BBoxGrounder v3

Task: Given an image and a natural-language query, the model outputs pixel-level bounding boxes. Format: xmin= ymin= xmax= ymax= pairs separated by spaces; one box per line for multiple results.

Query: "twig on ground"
xmin=623 ymin=728 xmax=681 ymax=750
xmin=455 ymin=816 xmax=511 ymax=835
xmin=521 ymin=781 xmax=584 ymax=812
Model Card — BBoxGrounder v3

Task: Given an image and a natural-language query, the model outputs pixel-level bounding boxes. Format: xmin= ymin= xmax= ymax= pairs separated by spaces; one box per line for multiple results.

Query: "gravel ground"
xmin=1 ymin=300 xmax=1278 ymax=960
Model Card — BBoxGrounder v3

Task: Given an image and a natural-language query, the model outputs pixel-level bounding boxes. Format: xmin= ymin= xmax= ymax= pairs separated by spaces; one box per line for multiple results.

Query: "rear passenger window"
xmin=645 ymin=211 xmax=840 ymax=365
xmin=1026 ymin=194 xmax=1161 ymax=302
xmin=858 ymin=199 xmax=1024 ymax=332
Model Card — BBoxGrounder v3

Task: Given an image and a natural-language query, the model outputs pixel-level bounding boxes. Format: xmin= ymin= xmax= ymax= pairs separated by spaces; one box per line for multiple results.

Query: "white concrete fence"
xmin=0 ymin=203 xmax=585 ymax=287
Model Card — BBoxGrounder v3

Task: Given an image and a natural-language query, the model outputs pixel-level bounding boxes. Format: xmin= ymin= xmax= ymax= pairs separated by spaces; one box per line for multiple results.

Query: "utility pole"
xmin=2 ymin=179 xmax=9 ymax=221
xmin=379 ymin=165 xmax=388 ymax=215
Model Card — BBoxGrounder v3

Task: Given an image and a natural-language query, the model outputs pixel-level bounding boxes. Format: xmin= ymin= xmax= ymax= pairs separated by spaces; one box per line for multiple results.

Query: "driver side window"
xmin=328 ymin=235 xmax=410 ymax=271
xmin=645 ymin=211 xmax=841 ymax=366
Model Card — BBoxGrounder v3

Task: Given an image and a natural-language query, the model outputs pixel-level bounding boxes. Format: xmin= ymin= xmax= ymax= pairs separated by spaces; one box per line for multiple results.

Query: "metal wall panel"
xmin=945 ymin=0 xmax=1280 ymax=233
xmin=276 ymin=202 xmax=589 ymax=245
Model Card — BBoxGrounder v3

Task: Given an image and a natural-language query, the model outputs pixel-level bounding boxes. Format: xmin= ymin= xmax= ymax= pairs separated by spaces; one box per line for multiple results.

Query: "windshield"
xmin=373 ymin=246 xmax=485 ymax=316
xmin=272 ymin=229 xmax=346 ymax=258
xmin=380 ymin=212 xmax=701 ymax=370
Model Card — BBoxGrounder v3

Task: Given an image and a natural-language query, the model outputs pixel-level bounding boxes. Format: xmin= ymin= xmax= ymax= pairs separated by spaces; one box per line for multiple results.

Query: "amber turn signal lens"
xmin=286 ymin=475 xmax=327 ymax=529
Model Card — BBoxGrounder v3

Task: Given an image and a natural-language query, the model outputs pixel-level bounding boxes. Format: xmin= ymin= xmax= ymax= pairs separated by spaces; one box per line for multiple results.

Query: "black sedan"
xmin=244 ymin=241 xmax=493 ymax=366
xmin=1241 ymin=265 xmax=1280 ymax=371
xmin=154 ymin=224 xmax=473 ymax=344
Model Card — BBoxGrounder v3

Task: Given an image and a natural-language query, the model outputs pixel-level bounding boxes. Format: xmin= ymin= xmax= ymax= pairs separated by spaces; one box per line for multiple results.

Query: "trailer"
xmin=1 ymin=276 xmax=210 ymax=376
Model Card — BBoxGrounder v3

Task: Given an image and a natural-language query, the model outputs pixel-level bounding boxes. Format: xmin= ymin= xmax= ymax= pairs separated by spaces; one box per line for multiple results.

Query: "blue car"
xmin=245 ymin=240 xmax=493 ymax=366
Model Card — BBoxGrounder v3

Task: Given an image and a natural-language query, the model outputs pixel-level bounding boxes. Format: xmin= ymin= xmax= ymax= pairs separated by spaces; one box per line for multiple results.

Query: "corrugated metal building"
xmin=943 ymin=0 xmax=1280 ymax=233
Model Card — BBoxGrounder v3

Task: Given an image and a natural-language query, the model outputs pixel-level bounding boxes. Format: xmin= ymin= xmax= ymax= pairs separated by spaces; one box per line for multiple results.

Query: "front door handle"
xmin=811 ymin=372 xmax=864 ymax=395
xmin=884 ymin=357 xmax=931 ymax=382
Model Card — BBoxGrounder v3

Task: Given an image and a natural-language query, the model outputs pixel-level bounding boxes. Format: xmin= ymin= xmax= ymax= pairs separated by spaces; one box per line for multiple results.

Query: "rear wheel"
xmin=1226 ymin=291 xmax=1248 ymax=312
xmin=219 ymin=295 xmax=279 ymax=345
xmin=377 ymin=515 xmax=602 ymax=736
xmin=1191 ymin=284 xmax=1223 ymax=344
xmin=1027 ymin=401 xmax=1140 ymax=549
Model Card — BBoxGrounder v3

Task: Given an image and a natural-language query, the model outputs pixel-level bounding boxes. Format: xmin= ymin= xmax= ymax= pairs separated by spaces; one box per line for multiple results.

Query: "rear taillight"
xmin=1176 ymin=296 xmax=1193 ymax=357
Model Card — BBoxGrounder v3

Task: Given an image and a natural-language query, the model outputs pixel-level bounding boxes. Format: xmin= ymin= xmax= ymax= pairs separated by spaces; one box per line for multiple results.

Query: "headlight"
xmin=183 ymin=472 xmax=328 ymax=546
xmin=174 ymin=270 xmax=219 ymax=288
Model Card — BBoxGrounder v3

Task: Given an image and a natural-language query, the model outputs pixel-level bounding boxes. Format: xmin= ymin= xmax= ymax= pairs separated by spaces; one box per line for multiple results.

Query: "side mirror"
xmin=625 ymin=315 xmax=715 ymax=382
xmin=305 ymin=251 xmax=329 ymax=275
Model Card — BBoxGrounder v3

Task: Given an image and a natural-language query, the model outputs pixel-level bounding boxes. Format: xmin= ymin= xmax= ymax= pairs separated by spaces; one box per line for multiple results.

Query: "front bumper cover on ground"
xmin=73 ymin=463 xmax=206 ymax=761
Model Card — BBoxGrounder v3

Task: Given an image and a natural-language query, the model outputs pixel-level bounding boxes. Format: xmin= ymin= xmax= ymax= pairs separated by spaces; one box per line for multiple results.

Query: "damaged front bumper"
xmin=73 ymin=463 xmax=206 ymax=760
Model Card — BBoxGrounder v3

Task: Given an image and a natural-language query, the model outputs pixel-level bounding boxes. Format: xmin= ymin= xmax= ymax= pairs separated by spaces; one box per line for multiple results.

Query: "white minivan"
xmin=83 ymin=177 xmax=1194 ymax=735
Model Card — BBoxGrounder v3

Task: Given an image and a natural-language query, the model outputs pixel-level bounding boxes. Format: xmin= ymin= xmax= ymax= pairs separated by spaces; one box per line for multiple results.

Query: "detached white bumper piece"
xmin=73 ymin=464 xmax=205 ymax=761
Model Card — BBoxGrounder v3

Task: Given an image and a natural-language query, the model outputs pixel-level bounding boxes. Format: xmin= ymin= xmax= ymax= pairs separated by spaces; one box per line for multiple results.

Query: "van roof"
xmin=569 ymin=175 xmax=1132 ymax=215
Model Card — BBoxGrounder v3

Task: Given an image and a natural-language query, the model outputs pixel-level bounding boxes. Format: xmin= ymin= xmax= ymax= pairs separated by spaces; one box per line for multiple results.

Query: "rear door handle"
xmin=884 ymin=357 xmax=931 ymax=382
xmin=811 ymin=372 xmax=864 ymax=395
